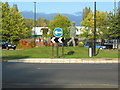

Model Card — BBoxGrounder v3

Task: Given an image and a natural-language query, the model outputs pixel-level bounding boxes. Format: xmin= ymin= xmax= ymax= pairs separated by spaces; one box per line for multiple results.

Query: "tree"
xmin=106 ymin=10 xmax=120 ymax=39
xmin=48 ymin=14 xmax=70 ymax=38
xmin=1 ymin=2 xmax=11 ymax=41
xmin=80 ymin=11 xmax=108 ymax=40
xmin=9 ymin=5 xmax=28 ymax=41
xmin=1 ymin=2 xmax=28 ymax=42
xmin=82 ymin=7 xmax=91 ymax=20
xmin=24 ymin=18 xmax=50 ymax=38
xmin=13 ymin=4 xmax=18 ymax=11
xmin=36 ymin=17 xmax=50 ymax=27
xmin=0 ymin=2 xmax=2 ymax=41
xmin=24 ymin=18 xmax=34 ymax=38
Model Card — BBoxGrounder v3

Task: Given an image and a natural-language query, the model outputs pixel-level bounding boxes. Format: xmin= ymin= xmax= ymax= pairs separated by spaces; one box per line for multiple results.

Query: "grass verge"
xmin=2 ymin=47 xmax=118 ymax=59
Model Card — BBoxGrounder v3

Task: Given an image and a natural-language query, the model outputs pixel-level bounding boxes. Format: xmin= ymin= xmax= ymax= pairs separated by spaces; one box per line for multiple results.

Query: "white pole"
xmin=89 ymin=48 xmax=92 ymax=57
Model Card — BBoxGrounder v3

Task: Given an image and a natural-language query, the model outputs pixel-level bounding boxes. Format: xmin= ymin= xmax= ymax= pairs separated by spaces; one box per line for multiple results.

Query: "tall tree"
xmin=36 ymin=17 xmax=50 ymax=27
xmin=82 ymin=7 xmax=91 ymax=20
xmin=48 ymin=14 xmax=70 ymax=38
xmin=1 ymin=2 xmax=28 ymax=42
xmin=9 ymin=5 xmax=28 ymax=41
xmin=81 ymin=11 xmax=108 ymax=40
xmin=106 ymin=10 xmax=120 ymax=39
xmin=24 ymin=18 xmax=34 ymax=38
xmin=1 ymin=2 xmax=11 ymax=41
xmin=13 ymin=4 xmax=18 ymax=11
xmin=0 ymin=2 xmax=2 ymax=41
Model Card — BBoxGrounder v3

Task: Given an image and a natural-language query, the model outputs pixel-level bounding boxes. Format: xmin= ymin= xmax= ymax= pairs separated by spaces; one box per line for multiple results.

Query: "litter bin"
xmin=88 ymin=42 xmax=93 ymax=57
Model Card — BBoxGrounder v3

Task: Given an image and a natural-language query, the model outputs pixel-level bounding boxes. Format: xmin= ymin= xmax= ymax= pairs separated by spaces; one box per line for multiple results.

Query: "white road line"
xmin=35 ymin=68 xmax=114 ymax=70
xmin=3 ymin=83 xmax=118 ymax=86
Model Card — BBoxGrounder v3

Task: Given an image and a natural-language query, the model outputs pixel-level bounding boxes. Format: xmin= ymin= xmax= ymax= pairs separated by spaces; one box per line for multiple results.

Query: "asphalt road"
xmin=2 ymin=63 xmax=119 ymax=88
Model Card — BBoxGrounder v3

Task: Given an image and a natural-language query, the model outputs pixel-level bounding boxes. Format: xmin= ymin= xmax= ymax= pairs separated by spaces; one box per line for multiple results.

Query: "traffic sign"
xmin=53 ymin=28 xmax=63 ymax=37
xmin=51 ymin=37 xmax=65 ymax=43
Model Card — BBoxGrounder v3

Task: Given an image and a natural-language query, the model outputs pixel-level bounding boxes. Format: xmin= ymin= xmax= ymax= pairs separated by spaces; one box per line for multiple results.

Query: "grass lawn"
xmin=2 ymin=47 xmax=118 ymax=59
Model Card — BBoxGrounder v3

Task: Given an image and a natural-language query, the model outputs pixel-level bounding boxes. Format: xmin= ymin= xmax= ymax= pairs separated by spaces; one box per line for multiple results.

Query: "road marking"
xmin=35 ymin=68 xmax=114 ymax=70
xmin=3 ymin=83 xmax=118 ymax=87
xmin=36 ymin=68 xmax=41 ymax=69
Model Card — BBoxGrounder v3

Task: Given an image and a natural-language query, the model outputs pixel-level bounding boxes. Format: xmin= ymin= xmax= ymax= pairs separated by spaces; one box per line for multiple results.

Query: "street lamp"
xmin=34 ymin=2 xmax=36 ymax=47
xmin=93 ymin=1 xmax=96 ymax=56
xmin=114 ymin=0 xmax=116 ymax=36
xmin=113 ymin=0 xmax=118 ymax=49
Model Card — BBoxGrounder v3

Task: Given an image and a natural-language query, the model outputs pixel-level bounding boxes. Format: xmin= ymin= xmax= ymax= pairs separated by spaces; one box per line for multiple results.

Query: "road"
xmin=2 ymin=62 xmax=119 ymax=88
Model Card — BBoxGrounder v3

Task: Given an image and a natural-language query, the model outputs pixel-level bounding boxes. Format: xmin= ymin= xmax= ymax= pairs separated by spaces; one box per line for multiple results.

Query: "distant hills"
xmin=21 ymin=11 xmax=82 ymax=26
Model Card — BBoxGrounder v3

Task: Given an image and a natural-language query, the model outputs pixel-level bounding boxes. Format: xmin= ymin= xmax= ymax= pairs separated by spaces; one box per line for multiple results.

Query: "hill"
xmin=21 ymin=11 xmax=82 ymax=26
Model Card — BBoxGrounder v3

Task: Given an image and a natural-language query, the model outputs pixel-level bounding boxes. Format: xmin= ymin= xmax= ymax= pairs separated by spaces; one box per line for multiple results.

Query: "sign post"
xmin=62 ymin=43 xmax=64 ymax=57
xmin=52 ymin=43 xmax=54 ymax=57
xmin=54 ymin=28 xmax=62 ymax=58
xmin=56 ymin=43 xmax=59 ymax=58
xmin=51 ymin=28 xmax=65 ymax=58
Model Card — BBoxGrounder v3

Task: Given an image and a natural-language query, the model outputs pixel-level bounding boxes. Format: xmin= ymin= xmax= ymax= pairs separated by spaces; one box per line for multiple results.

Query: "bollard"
xmin=89 ymin=47 xmax=93 ymax=57
xmin=88 ymin=42 xmax=93 ymax=57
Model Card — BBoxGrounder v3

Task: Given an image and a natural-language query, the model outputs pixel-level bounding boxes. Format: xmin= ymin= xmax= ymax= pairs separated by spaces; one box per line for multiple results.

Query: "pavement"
xmin=2 ymin=63 xmax=118 ymax=88
xmin=2 ymin=58 xmax=119 ymax=63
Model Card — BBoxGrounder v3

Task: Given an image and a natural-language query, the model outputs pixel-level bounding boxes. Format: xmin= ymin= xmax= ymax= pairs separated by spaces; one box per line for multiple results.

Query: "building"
xmin=31 ymin=26 xmax=85 ymax=37
xmin=32 ymin=27 xmax=50 ymax=37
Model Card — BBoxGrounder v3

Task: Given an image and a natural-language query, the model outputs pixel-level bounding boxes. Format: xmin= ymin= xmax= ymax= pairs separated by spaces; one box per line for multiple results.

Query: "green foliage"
xmin=48 ymin=14 xmax=71 ymax=38
xmin=13 ymin=4 xmax=18 ymax=11
xmin=106 ymin=10 xmax=120 ymax=39
xmin=36 ymin=17 xmax=50 ymax=27
xmin=24 ymin=17 xmax=50 ymax=38
xmin=1 ymin=2 xmax=11 ymax=41
xmin=1 ymin=2 xmax=28 ymax=42
xmin=0 ymin=2 xmax=2 ymax=41
xmin=24 ymin=18 xmax=34 ymax=38
xmin=81 ymin=8 xmax=120 ymax=40
xmin=78 ymin=42 xmax=84 ymax=47
xmin=82 ymin=7 xmax=91 ymax=20
xmin=81 ymin=11 xmax=109 ymax=40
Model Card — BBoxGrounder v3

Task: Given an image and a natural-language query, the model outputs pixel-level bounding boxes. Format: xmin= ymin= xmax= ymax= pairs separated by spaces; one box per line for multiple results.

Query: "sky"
xmin=3 ymin=2 xmax=119 ymax=15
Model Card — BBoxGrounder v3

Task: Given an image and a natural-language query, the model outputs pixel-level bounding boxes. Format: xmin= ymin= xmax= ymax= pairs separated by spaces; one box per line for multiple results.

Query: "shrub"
xmin=78 ymin=42 xmax=84 ymax=47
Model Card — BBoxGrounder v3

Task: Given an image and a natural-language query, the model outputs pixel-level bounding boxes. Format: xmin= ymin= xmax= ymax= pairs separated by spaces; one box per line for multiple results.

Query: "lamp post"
xmin=114 ymin=0 xmax=116 ymax=38
xmin=93 ymin=1 xmax=96 ymax=56
xmin=34 ymin=2 xmax=36 ymax=47
xmin=118 ymin=1 xmax=120 ymax=49
xmin=113 ymin=0 xmax=118 ymax=49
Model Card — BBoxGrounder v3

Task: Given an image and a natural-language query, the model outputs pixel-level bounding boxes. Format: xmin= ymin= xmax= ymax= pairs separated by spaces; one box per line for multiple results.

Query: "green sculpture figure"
xmin=41 ymin=23 xmax=49 ymax=45
xmin=67 ymin=21 xmax=78 ymax=47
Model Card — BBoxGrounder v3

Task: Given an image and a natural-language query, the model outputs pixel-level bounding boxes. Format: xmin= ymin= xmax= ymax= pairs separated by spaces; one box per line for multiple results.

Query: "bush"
xmin=78 ymin=42 xmax=84 ymax=47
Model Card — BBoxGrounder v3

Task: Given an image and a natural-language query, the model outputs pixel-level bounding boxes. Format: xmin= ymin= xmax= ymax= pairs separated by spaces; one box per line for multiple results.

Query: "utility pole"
xmin=93 ymin=1 xmax=96 ymax=56
xmin=114 ymin=0 xmax=116 ymax=18
xmin=113 ymin=0 xmax=117 ymax=49
xmin=118 ymin=1 xmax=120 ymax=49
xmin=34 ymin=2 xmax=36 ymax=47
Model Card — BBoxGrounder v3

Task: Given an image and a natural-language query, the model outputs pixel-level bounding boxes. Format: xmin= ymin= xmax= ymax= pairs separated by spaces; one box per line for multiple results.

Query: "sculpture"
xmin=67 ymin=21 xmax=78 ymax=47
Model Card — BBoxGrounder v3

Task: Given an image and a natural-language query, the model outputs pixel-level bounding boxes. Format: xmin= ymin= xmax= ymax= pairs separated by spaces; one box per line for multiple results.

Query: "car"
xmin=84 ymin=43 xmax=106 ymax=49
xmin=2 ymin=42 xmax=16 ymax=50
